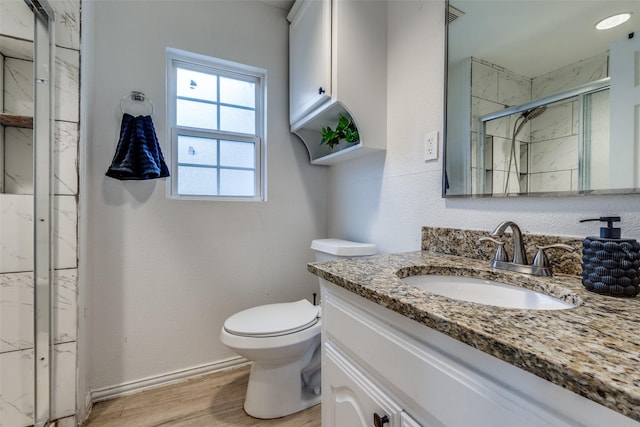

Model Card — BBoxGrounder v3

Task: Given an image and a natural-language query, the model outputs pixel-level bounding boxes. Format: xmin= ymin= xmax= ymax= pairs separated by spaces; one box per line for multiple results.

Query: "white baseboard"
xmin=90 ymin=356 xmax=249 ymax=403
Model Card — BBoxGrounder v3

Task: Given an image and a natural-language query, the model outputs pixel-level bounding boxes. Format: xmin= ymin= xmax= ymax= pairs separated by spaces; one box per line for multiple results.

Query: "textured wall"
xmin=81 ymin=0 xmax=328 ymax=392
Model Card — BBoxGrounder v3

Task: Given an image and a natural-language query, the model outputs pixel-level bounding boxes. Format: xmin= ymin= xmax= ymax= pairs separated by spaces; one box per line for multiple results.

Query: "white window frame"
xmin=166 ymin=47 xmax=267 ymax=201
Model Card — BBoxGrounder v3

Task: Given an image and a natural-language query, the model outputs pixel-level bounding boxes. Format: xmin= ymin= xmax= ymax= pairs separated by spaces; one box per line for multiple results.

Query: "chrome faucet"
xmin=489 ymin=221 xmax=527 ymax=265
xmin=481 ymin=221 xmax=574 ymax=277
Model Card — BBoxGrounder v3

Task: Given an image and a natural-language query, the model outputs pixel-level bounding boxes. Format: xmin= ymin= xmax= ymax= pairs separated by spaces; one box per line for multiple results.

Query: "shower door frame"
xmin=29 ymin=0 xmax=55 ymax=425
xmin=477 ymin=77 xmax=611 ymax=195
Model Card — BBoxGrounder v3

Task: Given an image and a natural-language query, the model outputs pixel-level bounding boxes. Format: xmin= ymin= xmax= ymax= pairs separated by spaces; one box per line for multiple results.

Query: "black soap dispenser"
xmin=580 ymin=216 xmax=640 ymax=297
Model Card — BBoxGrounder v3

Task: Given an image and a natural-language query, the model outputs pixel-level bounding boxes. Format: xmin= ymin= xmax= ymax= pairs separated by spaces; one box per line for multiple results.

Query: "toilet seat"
xmin=224 ymin=299 xmax=319 ymax=338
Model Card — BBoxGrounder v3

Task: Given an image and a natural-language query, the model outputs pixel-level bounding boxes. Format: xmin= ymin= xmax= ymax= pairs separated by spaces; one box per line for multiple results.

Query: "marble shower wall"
xmin=470 ymin=52 xmax=609 ymax=194
xmin=0 ymin=0 xmax=80 ymax=425
xmin=530 ymin=53 xmax=609 ymax=192
xmin=470 ymin=58 xmax=531 ymax=194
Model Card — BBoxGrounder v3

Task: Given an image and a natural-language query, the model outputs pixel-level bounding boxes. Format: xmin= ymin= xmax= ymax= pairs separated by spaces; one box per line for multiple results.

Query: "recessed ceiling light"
xmin=595 ymin=12 xmax=632 ymax=30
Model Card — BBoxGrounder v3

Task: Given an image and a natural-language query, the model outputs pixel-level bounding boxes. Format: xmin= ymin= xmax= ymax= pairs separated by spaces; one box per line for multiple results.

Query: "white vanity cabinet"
xmin=320 ymin=279 xmax=640 ymax=427
xmin=287 ymin=0 xmax=387 ymax=165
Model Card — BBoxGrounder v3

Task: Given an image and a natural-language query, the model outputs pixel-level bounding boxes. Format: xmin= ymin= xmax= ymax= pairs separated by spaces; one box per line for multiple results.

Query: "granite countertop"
xmin=308 ymin=251 xmax=640 ymax=422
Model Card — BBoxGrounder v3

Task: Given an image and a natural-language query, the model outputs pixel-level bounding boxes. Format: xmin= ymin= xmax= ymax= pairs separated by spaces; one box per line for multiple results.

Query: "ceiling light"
xmin=596 ymin=12 xmax=632 ymax=30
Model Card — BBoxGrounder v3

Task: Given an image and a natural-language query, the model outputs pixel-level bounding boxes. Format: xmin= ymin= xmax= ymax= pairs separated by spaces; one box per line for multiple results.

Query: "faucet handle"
xmin=532 ymin=244 xmax=575 ymax=268
xmin=479 ymin=237 xmax=508 ymax=262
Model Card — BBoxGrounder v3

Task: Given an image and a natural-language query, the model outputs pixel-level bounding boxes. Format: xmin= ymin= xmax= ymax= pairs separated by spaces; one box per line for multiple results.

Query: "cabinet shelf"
xmin=291 ymin=100 xmax=382 ymax=165
xmin=0 ymin=113 xmax=33 ymax=129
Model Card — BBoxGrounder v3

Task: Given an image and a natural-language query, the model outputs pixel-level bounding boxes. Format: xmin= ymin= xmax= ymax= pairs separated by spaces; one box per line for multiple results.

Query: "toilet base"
xmin=244 ymin=350 xmax=321 ymax=418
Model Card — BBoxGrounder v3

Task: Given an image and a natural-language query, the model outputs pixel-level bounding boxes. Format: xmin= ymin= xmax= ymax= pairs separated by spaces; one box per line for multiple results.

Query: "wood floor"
xmin=84 ymin=365 xmax=321 ymax=426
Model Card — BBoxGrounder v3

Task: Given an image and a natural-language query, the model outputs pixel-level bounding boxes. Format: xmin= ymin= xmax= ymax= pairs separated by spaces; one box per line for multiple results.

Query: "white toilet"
xmin=219 ymin=238 xmax=376 ymax=419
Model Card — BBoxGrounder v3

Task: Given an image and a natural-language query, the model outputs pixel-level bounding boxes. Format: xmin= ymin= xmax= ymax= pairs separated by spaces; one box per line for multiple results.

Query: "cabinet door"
xmin=323 ymin=343 xmax=401 ymax=427
xmin=289 ymin=0 xmax=331 ymax=124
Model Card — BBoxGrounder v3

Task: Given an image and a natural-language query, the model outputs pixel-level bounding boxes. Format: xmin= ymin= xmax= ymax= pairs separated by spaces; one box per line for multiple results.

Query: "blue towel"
xmin=106 ymin=113 xmax=170 ymax=180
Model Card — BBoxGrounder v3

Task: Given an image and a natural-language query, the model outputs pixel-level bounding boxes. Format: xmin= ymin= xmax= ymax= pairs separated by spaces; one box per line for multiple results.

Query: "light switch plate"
xmin=424 ymin=131 xmax=438 ymax=161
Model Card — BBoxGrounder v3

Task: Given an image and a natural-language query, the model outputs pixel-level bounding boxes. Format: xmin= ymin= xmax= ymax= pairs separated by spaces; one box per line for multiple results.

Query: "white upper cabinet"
xmin=288 ymin=0 xmax=331 ymax=124
xmin=288 ymin=0 xmax=387 ymax=165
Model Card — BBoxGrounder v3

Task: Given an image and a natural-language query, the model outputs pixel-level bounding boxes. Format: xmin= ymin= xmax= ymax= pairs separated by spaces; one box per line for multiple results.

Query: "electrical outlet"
xmin=424 ymin=131 xmax=438 ymax=161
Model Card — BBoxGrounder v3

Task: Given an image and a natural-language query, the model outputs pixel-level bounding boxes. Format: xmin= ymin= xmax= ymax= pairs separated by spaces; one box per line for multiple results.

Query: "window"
xmin=166 ymin=48 xmax=266 ymax=200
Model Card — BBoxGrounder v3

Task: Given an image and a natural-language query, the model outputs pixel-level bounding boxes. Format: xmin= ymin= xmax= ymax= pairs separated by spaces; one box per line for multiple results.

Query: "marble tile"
xmin=490 ymin=135 xmax=515 ymax=171
xmin=50 ymin=0 xmax=81 ymax=51
xmin=54 ymin=195 xmax=77 ymax=269
xmin=0 ymin=272 xmax=32 ymax=353
xmin=472 ymin=97 xmax=508 ymax=135
xmin=0 ymin=269 xmax=77 ymax=352
xmin=532 ymin=52 xmax=609 ymax=99
xmin=0 ymin=0 xmax=33 ymax=41
xmin=529 ymin=170 xmax=573 ymax=193
xmin=0 ymin=35 xmax=32 ymax=61
xmin=0 ymin=194 xmax=33 ymax=273
xmin=0 ymin=348 xmax=34 ymax=426
xmin=530 ymin=101 xmax=574 ymax=142
xmin=53 ymin=268 xmax=78 ymax=344
xmin=54 ymin=120 xmax=79 ymax=195
xmin=471 ymin=60 xmax=498 ymax=102
xmin=4 ymin=57 xmax=33 ymax=116
xmin=55 ymin=47 xmax=80 ymax=123
xmin=3 ymin=126 xmax=33 ymax=195
xmin=0 ymin=195 xmax=76 ymax=273
xmin=0 ymin=345 xmax=76 ymax=424
xmin=530 ymin=135 xmax=579 ymax=173
xmin=498 ymin=70 xmax=531 ymax=107
xmin=52 ymin=341 xmax=77 ymax=419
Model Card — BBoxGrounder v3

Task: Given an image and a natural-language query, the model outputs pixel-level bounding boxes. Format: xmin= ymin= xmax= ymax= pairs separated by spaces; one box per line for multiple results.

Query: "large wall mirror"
xmin=444 ymin=0 xmax=640 ymax=197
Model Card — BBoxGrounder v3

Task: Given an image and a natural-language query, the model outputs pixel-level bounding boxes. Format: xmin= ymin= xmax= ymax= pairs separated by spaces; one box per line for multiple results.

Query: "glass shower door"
xmin=0 ymin=0 xmax=54 ymax=425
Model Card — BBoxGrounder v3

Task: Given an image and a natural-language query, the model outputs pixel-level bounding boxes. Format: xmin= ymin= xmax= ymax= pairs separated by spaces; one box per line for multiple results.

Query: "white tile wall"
xmin=0 ymin=349 xmax=34 ymax=426
xmin=4 ymin=57 xmax=33 ymax=116
xmin=532 ymin=52 xmax=609 ymax=99
xmin=54 ymin=121 xmax=79 ymax=195
xmin=0 ymin=0 xmax=33 ymax=42
xmin=55 ymin=47 xmax=79 ymax=123
xmin=52 ymin=342 xmax=77 ymax=418
xmin=0 ymin=194 xmax=33 ymax=273
xmin=53 ymin=195 xmax=78 ymax=270
xmin=498 ymin=70 xmax=531 ymax=107
xmin=0 ymin=195 xmax=77 ymax=273
xmin=0 ymin=269 xmax=77 ymax=352
xmin=0 ymin=343 xmax=77 ymax=424
xmin=3 ymin=126 xmax=33 ymax=194
xmin=471 ymin=52 xmax=607 ymax=195
xmin=1 ymin=0 xmax=80 ymax=423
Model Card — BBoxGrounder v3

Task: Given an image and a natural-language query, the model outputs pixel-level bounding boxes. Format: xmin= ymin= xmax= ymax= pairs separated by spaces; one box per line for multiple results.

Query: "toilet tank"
xmin=311 ymin=239 xmax=377 ymax=262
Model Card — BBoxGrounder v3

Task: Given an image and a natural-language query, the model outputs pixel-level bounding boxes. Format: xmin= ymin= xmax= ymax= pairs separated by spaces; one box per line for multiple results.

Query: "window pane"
xmin=178 ymin=135 xmax=217 ymax=166
xmin=178 ymin=166 xmax=217 ymax=195
xmin=220 ymin=169 xmax=255 ymax=196
xmin=220 ymin=140 xmax=255 ymax=168
xmin=220 ymin=105 xmax=255 ymax=134
xmin=220 ymin=77 xmax=255 ymax=108
xmin=177 ymin=99 xmax=217 ymax=129
xmin=177 ymin=68 xmax=217 ymax=101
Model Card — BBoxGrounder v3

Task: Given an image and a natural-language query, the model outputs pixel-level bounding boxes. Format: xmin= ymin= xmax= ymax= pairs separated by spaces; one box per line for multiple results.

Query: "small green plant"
xmin=320 ymin=114 xmax=360 ymax=149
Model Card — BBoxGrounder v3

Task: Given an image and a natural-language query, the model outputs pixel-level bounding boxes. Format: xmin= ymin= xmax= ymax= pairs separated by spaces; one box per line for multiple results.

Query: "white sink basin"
xmin=401 ymin=274 xmax=575 ymax=310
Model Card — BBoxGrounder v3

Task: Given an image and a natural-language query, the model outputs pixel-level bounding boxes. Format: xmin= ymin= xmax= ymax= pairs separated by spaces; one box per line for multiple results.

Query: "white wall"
xmin=82 ymin=0 xmax=328 ymax=392
xmin=329 ymin=0 xmax=640 ymax=254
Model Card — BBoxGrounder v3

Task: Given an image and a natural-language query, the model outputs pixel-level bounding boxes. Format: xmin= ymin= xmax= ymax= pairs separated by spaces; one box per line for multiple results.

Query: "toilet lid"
xmin=224 ymin=299 xmax=320 ymax=338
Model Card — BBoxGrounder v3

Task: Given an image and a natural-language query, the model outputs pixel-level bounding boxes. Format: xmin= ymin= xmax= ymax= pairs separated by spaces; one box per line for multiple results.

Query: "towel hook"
xmin=120 ymin=91 xmax=154 ymax=116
